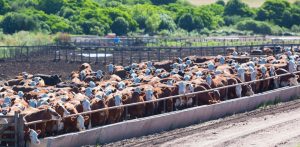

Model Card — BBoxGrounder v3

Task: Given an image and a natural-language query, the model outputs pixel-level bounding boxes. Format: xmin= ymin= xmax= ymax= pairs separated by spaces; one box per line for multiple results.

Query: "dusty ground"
xmin=103 ymin=99 xmax=300 ymax=147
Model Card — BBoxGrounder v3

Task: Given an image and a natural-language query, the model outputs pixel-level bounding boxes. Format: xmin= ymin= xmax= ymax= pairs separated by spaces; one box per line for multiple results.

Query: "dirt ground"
xmin=103 ymin=99 xmax=300 ymax=147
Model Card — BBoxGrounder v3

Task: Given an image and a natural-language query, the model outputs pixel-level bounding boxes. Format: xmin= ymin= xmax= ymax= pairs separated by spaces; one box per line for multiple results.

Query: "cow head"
xmin=289 ymin=75 xmax=299 ymax=86
xmin=147 ymin=61 xmax=153 ymax=68
xmin=80 ymin=63 xmax=91 ymax=70
xmin=249 ymin=67 xmax=257 ymax=81
xmin=206 ymin=74 xmax=212 ymax=86
xmin=145 ymin=68 xmax=151 ymax=76
xmin=114 ymin=94 xmax=122 ymax=106
xmin=286 ymin=51 xmax=292 ymax=56
xmin=108 ymin=64 xmax=115 ymax=74
xmin=80 ymin=70 xmax=86 ymax=81
xmin=28 ymin=99 xmax=37 ymax=108
xmin=186 ymin=60 xmax=192 ymax=66
xmin=161 ymin=73 xmax=169 ymax=78
xmin=30 ymin=81 xmax=37 ymax=87
xmin=117 ymin=81 xmax=126 ymax=90
xmin=130 ymin=73 xmax=137 ymax=78
xmin=155 ymin=69 xmax=163 ymax=76
xmin=0 ymin=113 xmax=8 ymax=124
xmin=17 ymin=91 xmax=24 ymax=98
xmin=171 ymin=63 xmax=179 ymax=69
xmin=258 ymin=58 xmax=267 ymax=64
xmin=81 ymin=99 xmax=91 ymax=112
xmin=232 ymin=51 xmax=238 ymax=56
xmin=96 ymin=70 xmax=104 ymax=79
xmin=178 ymin=81 xmax=186 ymax=95
xmin=186 ymin=83 xmax=194 ymax=93
xmin=170 ymin=69 xmax=179 ymax=75
xmin=178 ymin=57 xmax=183 ymax=64
xmin=184 ymin=74 xmax=191 ymax=81
xmin=85 ymin=87 xmax=93 ymax=97
xmin=215 ymin=70 xmax=222 ymax=76
xmin=244 ymin=84 xmax=254 ymax=96
xmin=131 ymin=63 xmax=138 ymax=69
xmin=235 ymin=84 xmax=242 ymax=98
xmin=260 ymin=66 xmax=267 ymax=76
xmin=72 ymin=115 xmax=89 ymax=131
xmin=3 ymin=97 xmax=11 ymax=107
xmin=167 ymin=79 xmax=174 ymax=86
xmin=145 ymin=89 xmax=154 ymax=101
xmin=208 ymin=62 xmax=215 ymax=71
xmin=27 ymin=129 xmax=41 ymax=145
xmin=22 ymin=72 xmax=29 ymax=79
xmin=132 ymin=77 xmax=141 ymax=84
xmin=89 ymin=81 xmax=96 ymax=88
xmin=195 ymin=71 xmax=203 ymax=78
xmin=220 ymin=56 xmax=225 ymax=64
xmin=288 ymin=60 xmax=297 ymax=73
xmin=237 ymin=67 xmax=245 ymax=82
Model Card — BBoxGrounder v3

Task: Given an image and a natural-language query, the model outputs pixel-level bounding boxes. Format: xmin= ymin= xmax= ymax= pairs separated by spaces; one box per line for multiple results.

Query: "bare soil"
xmin=102 ymin=99 xmax=300 ymax=147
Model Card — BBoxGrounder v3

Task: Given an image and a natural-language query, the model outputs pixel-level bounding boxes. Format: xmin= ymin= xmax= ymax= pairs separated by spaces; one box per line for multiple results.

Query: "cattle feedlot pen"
xmin=23 ymin=70 xmax=300 ymax=126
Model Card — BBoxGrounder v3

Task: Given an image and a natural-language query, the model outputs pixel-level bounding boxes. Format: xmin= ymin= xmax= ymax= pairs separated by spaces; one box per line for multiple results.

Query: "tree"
xmin=111 ymin=17 xmax=129 ymax=35
xmin=177 ymin=13 xmax=194 ymax=32
xmin=37 ymin=0 xmax=64 ymax=14
xmin=151 ymin=0 xmax=177 ymax=5
xmin=224 ymin=0 xmax=254 ymax=17
xmin=1 ymin=12 xmax=38 ymax=34
xmin=0 ymin=0 xmax=10 ymax=15
xmin=256 ymin=0 xmax=290 ymax=22
xmin=216 ymin=0 xmax=225 ymax=6
xmin=158 ymin=14 xmax=176 ymax=31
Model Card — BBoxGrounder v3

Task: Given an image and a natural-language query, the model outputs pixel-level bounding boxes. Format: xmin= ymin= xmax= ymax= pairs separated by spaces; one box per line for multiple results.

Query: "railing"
xmin=23 ymin=70 xmax=300 ymax=131
xmin=0 ymin=112 xmax=25 ymax=147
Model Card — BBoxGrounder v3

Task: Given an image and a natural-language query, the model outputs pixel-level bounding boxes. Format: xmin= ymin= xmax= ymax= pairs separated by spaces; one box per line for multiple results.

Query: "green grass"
xmin=188 ymin=0 xmax=297 ymax=7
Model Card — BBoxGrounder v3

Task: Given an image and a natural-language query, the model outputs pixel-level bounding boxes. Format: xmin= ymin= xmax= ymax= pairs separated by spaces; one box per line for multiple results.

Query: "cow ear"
xmin=84 ymin=116 xmax=89 ymax=121
xmin=37 ymin=129 xmax=41 ymax=135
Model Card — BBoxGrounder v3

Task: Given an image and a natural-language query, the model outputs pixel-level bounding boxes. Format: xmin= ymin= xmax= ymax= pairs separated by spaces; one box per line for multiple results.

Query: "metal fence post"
xmin=18 ymin=113 xmax=25 ymax=147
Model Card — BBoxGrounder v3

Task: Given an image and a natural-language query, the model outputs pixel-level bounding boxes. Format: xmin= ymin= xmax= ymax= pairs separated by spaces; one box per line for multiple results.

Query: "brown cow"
xmin=106 ymin=93 xmax=124 ymax=124
xmin=90 ymin=98 xmax=108 ymax=127
xmin=122 ymin=87 xmax=145 ymax=118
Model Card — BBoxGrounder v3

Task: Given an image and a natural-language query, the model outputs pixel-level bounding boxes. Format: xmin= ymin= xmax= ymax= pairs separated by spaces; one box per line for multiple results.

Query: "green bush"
xmin=224 ymin=0 xmax=254 ymax=17
xmin=236 ymin=20 xmax=281 ymax=35
xmin=1 ymin=12 xmax=38 ymax=34
xmin=177 ymin=13 xmax=194 ymax=32
xmin=111 ymin=17 xmax=130 ymax=35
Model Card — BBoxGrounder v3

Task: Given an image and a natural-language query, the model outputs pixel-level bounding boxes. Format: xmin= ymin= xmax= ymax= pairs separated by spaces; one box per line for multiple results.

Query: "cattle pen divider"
xmin=23 ymin=70 xmax=300 ymax=132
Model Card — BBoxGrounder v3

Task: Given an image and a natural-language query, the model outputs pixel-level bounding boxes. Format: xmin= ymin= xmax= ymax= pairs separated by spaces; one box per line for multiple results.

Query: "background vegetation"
xmin=0 ymin=0 xmax=299 ymax=38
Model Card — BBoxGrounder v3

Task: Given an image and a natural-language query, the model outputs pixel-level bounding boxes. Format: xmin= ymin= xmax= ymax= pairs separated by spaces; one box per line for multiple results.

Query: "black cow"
xmin=33 ymin=74 xmax=62 ymax=86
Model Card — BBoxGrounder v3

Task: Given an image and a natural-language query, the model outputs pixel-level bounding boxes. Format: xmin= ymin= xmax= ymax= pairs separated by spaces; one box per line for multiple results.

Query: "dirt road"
xmin=104 ymin=99 xmax=300 ymax=147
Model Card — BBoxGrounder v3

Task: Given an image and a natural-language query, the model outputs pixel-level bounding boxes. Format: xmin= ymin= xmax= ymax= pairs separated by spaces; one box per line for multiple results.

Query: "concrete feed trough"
xmin=29 ymin=85 xmax=300 ymax=147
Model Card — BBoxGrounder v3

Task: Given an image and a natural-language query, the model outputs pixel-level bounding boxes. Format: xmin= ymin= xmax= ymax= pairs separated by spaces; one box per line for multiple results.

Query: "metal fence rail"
xmin=0 ymin=112 xmax=24 ymax=147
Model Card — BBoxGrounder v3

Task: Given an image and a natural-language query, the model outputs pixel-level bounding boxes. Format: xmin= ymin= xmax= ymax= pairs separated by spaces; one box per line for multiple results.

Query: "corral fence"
xmin=10 ymin=70 xmax=300 ymax=146
xmin=0 ymin=112 xmax=25 ymax=147
xmin=0 ymin=39 xmax=300 ymax=64
xmin=53 ymin=42 xmax=300 ymax=66
xmin=69 ymin=35 xmax=288 ymax=47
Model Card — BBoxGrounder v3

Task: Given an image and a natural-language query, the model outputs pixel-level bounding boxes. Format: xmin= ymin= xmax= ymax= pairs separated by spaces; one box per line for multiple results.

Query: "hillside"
xmin=188 ymin=0 xmax=296 ymax=7
xmin=0 ymin=0 xmax=299 ymax=38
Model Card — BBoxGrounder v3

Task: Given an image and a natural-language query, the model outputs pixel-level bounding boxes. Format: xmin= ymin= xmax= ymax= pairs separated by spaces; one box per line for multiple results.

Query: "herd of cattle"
xmin=0 ymin=49 xmax=300 ymax=145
